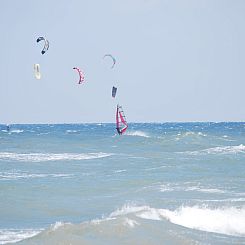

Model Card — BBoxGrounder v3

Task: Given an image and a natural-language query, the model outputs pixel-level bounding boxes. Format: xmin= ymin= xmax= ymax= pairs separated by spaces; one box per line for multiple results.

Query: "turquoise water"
xmin=0 ymin=123 xmax=245 ymax=244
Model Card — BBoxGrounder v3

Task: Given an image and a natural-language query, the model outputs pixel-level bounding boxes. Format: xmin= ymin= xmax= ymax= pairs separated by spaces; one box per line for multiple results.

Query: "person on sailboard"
xmin=116 ymin=127 xmax=122 ymax=135
xmin=116 ymin=104 xmax=128 ymax=135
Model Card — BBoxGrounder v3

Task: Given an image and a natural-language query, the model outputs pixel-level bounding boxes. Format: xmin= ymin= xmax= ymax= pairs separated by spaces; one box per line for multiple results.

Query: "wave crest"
xmin=125 ymin=131 xmax=150 ymax=138
xmin=13 ymin=204 xmax=245 ymax=244
xmin=159 ymin=205 xmax=245 ymax=237
xmin=0 ymin=152 xmax=113 ymax=162
xmin=0 ymin=171 xmax=73 ymax=180
xmin=110 ymin=204 xmax=245 ymax=237
xmin=0 ymin=229 xmax=42 ymax=244
xmin=185 ymin=144 xmax=245 ymax=155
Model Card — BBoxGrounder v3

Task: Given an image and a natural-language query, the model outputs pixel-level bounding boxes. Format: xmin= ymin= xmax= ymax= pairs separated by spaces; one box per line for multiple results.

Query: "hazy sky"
xmin=1 ymin=0 xmax=245 ymax=123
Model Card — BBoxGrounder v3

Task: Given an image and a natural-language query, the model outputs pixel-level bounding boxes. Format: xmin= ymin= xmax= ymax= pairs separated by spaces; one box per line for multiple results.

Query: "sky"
xmin=1 ymin=0 xmax=245 ymax=123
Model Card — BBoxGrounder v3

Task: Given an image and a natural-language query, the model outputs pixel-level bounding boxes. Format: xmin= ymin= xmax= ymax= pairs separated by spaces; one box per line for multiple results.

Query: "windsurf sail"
xmin=116 ymin=104 xmax=128 ymax=135
xmin=34 ymin=64 xmax=41 ymax=79
xmin=112 ymin=86 xmax=117 ymax=98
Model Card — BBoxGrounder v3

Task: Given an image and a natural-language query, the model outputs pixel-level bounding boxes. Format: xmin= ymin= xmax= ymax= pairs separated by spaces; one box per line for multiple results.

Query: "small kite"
xmin=112 ymin=86 xmax=117 ymax=98
xmin=103 ymin=54 xmax=116 ymax=69
xmin=73 ymin=67 xmax=85 ymax=84
xmin=34 ymin=64 xmax=41 ymax=79
xmin=36 ymin=36 xmax=49 ymax=55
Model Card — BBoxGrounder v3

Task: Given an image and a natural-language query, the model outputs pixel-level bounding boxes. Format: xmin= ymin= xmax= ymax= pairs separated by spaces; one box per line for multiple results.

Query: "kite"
xmin=112 ymin=86 xmax=117 ymax=98
xmin=34 ymin=64 xmax=41 ymax=79
xmin=73 ymin=67 xmax=85 ymax=84
xmin=36 ymin=36 xmax=49 ymax=55
xmin=103 ymin=54 xmax=116 ymax=69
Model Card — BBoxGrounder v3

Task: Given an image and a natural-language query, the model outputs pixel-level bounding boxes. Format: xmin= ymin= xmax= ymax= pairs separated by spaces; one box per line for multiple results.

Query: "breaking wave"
xmin=66 ymin=130 xmax=77 ymax=133
xmin=184 ymin=144 xmax=245 ymax=155
xmin=11 ymin=129 xmax=24 ymax=133
xmin=114 ymin=169 xmax=126 ymax=173
xmin=158 ymin=205 xmax=245 ymax=237
xmin=11 ymin=204 xmax=245 ymax=244
xmin=0 ymin=152 xmax=113 ymax=162
xmin=160 ymin=184 xmax=226 ymax=194
xmin=184 ymin=132 xmax=206 ymax=137
xmin=49 ymin=221 xmax=71 ymax=231
xmin=125 ymin=131 xmax=150 ymax=138
xmin=112 ymin=204 xmax=245 ymax=237
xmin=175 ymin=131 xmax=207 ymax=140
xmin=0 ymin=229 xmax=42 ymax=244
xmin=0 ymin=171 xmax=73 ymax=181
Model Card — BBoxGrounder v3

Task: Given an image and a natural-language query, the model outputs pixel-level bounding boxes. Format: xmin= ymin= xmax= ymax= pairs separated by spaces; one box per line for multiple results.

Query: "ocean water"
xmin=0 ymin=123 xmax=245 ymax=244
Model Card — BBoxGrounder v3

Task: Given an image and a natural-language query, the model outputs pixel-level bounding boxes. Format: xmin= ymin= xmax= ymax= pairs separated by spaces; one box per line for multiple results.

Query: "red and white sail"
xmin=116 ymin=104 xmax=128 ymax=135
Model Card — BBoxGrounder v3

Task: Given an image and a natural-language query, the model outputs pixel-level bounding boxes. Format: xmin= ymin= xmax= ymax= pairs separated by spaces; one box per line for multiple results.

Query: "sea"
xmin=0 ymin=122 xmax=245 ymax=245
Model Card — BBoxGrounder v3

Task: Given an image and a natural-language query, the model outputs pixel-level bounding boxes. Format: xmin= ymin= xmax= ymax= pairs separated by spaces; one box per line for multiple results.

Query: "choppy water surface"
xmin=0 ymin=123 xmax=245 ymax=244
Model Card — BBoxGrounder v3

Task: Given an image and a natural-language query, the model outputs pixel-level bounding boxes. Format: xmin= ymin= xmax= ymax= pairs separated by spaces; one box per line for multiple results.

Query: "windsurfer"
xmin=116 ymin=104 xmax=128 ymax=135
xmin=116 ymin=127 xmax=122 ymax=135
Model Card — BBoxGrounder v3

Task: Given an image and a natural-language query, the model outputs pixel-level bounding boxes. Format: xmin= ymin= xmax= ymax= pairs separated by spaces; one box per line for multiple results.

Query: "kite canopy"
xmin=112 ymin=86 xmax=117 ymax=98
xmin=73 ymin=67 xmax=85 ymax=84
xmin=103 ymin=54 xmax=116 ymax=69
xmin=36 ymin=36 xmax=49 ymax=55
xmin=116 ymin=104 xmax=128 ymax=135
xmin=34 ymin=64 xmax=41 ymax=79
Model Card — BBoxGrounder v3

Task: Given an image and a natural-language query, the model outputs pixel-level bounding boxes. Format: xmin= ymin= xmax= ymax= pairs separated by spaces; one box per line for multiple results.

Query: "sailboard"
xmin=34 ymin=64 xmax=41 ymax=79
xmin=116 ymin=104 xmax=128 ymax=135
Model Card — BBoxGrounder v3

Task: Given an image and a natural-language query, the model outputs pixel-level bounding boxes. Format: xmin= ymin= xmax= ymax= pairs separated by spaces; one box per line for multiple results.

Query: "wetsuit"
xmin=116 ymin=127 xmax=122 ymax=135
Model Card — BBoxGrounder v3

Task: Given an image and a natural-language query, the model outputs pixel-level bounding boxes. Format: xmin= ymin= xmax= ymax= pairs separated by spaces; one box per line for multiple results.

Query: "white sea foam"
xmin=185 ymin=187 xmax=226 ymax=194
xmin=159 ymin=206 xmax=245 ymax=237
xmin=179 ymin=132 xmax=207 ymax=137
xmin=90 ymin=217 xmax=116 ymax=225
xmin=50 ymin=221 xmax=70 ymax=232
xmin=109 ymin=204 xmax=161 ymax=221
xmin=114 ymin=169 xmax=126 ymax=173
xmin=175 ymin=131 xmax=207 ymax=141
xmin=0 ymin=172 xmax=73 ymax=180
xmin=159 ymin=183 xmax=226 ymax=194
xmin=10 ymin=205 xmax=245 ymax=243
xmin=137 ymin=208 xmax=162 ymax=221
xmin=90 ymin=213 xmax=139 ymax=228
xmin=125 ymin=131 xmax=150 ymax=138
xmin=1 ymin=129 xmax=24 ymax=134
xmin=0 ymin=152 xmax=113 ymax=162
xmin=185 ymin=144 xmax=245 ymax=155
xmin=66 ymin=130 xmax=78 ymax=133
xmin=205 ymin=198 xmax=245 ymax=203
xmin=110 ymin=204 xmax=245 ymax=237
xmin=0 ymin=229 xmax=42 ymax=244
xmin=123 ymin=218 xmax=139 ymax=228
xmin=144 ymin=165 xmax=166 ymax=171
xmin=10 ymin=129 xmax=24 ymax=134
xmin=110 ymin=204 xmax=150 ymax=217
xmin=159 ymin=183 xmax=174 ymax=192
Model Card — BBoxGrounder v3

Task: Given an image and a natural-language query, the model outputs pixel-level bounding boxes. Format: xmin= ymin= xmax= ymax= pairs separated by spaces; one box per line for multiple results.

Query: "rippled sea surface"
xmin=0 ymin=123 xmax=245 ymax=244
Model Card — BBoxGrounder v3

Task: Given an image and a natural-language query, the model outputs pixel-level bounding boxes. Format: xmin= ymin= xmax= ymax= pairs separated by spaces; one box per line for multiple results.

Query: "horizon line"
xmin=1 ymin=121 xmax=245 ymax=125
